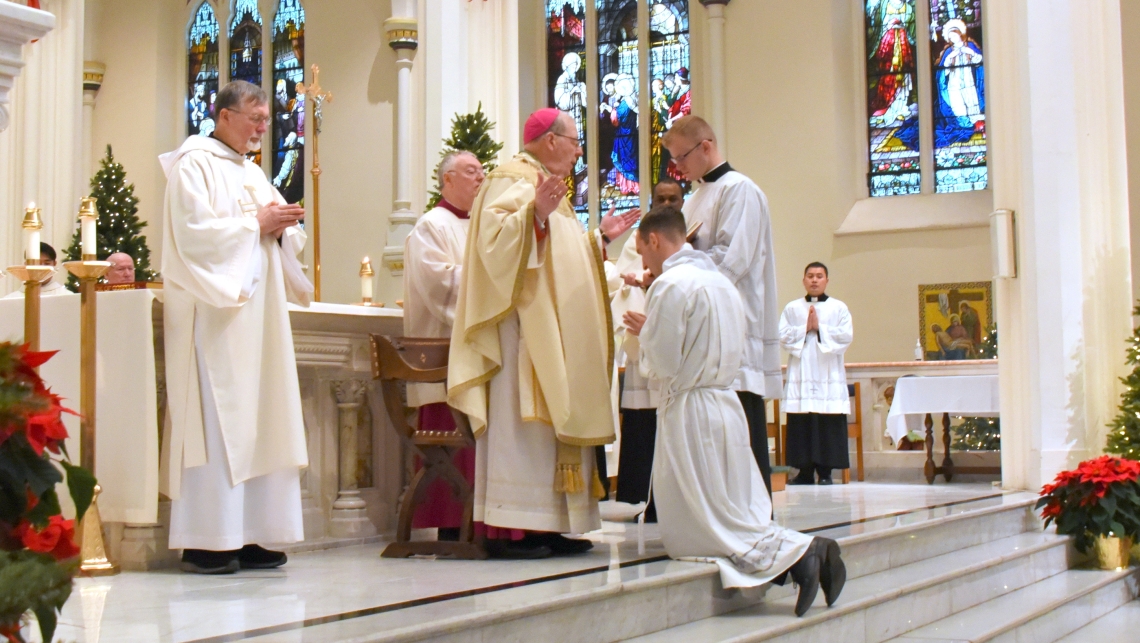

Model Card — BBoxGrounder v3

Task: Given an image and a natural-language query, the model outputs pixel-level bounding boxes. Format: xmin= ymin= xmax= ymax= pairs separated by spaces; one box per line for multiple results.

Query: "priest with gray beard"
xmin=624 ymin=206 xmax=845 ymax=617
xmin=160 ymin=80 xmax=313 ymax=574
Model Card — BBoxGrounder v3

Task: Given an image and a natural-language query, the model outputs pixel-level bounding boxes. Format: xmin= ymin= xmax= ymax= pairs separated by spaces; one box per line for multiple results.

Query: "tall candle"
xmin=81 ymin=217 xmax=96 ymax=256
xmin=24 ymin=203 xmax=39 ymax=263
xmin=360 ymin=257 xmax=374 ymax=301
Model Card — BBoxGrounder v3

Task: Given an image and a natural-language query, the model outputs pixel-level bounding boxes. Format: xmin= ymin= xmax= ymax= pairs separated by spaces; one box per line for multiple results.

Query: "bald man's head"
xmin=107 ymin=253 xmax=135 ymax=285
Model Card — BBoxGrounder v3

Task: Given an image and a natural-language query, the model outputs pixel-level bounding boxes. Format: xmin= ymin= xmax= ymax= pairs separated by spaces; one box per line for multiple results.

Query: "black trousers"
xmin=737 ymin=391 xmax=773 ymax=499
xmin=786 ymin=412 xmax=850 ymax=473
xmin=615 ymin=408 xmax=657 ymax=522
xmin=595 ymin=446 xmax=610 ymax=497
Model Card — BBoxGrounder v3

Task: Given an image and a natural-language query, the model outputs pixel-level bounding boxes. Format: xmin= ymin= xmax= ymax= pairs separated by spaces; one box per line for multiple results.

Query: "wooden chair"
xmin=767 ymin=397 xmax=784 ymax=466
xmin=841 ymin=382 xmax=865 ymax=483
xmin=370 ymin=335 xmax=485 ymax=559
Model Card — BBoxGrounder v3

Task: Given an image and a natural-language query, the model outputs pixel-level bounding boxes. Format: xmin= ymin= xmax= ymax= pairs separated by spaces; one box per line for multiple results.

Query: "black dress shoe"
xmin=527 ymin=533 xmax=594 ymax=555
xmin=238 ymin=544 xmax=288 ymax=569
xmin=789 ymin=470 xmax=816 ymax=485
xmin=181 ymin=549 xmax=240 ymax=574
xmin=789 ymin=539 xmax=823 ymax=617
xmin=819 ymin=538 xmax=846 ymax=607
xmin=437 ymin=527 xmax=461 ymax=542
xmin=817 ymin=477 xmax=834 ymax=486
xmin=484 ymin=539 xmax=554 ymax=560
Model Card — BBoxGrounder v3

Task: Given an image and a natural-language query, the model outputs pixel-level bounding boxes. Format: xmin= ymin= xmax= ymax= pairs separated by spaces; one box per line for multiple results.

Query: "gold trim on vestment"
xmin=588 ymin=229 xmax=616 ymax=382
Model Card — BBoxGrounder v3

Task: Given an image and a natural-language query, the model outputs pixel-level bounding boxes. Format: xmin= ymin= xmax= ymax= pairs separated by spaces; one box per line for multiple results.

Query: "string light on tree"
xmin=1107 ymin=306 xmax=1140 ymax=459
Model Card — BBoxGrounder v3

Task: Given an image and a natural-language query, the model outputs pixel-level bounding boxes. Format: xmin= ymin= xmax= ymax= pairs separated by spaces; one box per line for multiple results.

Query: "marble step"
xmin=240 ymin=497 xmax=1044 ymax=643
xmin=625 ymin=529 xmax=1074 ymax=643
xmin=886 ymin=565 xmax=1140 ymax=643
xmin=1053 ymin=599 xmax=1140 ymax=642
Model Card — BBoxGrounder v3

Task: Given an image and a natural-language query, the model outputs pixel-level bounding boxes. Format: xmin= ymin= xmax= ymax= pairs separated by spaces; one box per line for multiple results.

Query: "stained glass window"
xmin=928 ymin=0 xmax=986 ymax=193
xmin=229 ymin=0 xmax=263 ymax=86
xmin=596 ymin=0 xmax=640 ymax=217
xmin=648 ymin=1 xmax=690 ymax=190
xmin=272 ymin=0 xmax=305 ymax=205
xmin=546 ymin=0 xmax=589 ymax=225
xmin=865 ymin=0 xmax=921 ymax=197
xmin=187 ymin=2 xmax=220 ymax=137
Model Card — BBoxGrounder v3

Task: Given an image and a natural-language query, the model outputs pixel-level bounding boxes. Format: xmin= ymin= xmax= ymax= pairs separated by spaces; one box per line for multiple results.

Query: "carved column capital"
xmin=333 ymin=379 xmax=369 ymax=406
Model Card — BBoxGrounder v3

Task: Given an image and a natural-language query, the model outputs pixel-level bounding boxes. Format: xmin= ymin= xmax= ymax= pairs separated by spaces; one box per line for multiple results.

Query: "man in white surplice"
xmin=160 ymin=81 xmax=313 ymax=575
xmin=780 ymin=262 xmax=853 ymax=485
xmin=625 ymin=206 xmax=846 ymax=617
xmin=662 ymin=115 xmax=779 ymax=499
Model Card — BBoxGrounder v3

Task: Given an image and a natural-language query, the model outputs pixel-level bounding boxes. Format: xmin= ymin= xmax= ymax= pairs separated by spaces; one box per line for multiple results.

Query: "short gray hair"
xmin=436 ymin=151 xmax=479 ymax=192
xmin=216 ymin=80 xmax=268 ymax=114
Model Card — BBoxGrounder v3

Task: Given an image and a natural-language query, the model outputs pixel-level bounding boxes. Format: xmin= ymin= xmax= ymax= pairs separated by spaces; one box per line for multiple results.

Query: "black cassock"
xmin=786 ymin=412 xmax=850 ymax=473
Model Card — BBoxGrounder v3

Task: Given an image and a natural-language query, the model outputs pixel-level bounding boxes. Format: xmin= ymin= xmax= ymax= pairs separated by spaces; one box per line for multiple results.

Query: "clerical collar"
xmin=438 ymin=198 xmax=469 ymax=219
xmin=702 ymin=162 xmax=733 ymax=183
xmin=805 ymin=294 xmax=830 ymax=303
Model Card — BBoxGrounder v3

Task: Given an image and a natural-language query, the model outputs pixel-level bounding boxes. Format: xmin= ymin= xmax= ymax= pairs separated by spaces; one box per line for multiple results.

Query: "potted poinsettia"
xmin=0 ymin=344 xmax=96 ymax=643
xmin=1036 ymin=455 xmax=1140 ymax=569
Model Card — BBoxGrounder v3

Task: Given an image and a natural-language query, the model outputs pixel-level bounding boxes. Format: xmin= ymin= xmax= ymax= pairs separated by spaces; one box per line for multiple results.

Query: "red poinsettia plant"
xmin=0 ymin=343 xmax=95 ymax=643
xmin=1036 ymin=455 xmax=1140 ymax=554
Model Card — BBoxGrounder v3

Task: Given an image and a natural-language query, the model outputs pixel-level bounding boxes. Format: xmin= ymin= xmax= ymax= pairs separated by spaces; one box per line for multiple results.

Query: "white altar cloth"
xmin=886 ymin=375 xmax=1000 ymax=444
xmin=0 ymin=289 xmax=159 ymax=523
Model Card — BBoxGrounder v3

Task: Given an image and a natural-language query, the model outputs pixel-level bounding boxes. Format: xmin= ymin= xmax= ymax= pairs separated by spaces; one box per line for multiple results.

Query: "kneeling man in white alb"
xmin=160 ymin=80 xmax=314 ymax=574
xmin=623 ymin=206 xmax=846 ymax=616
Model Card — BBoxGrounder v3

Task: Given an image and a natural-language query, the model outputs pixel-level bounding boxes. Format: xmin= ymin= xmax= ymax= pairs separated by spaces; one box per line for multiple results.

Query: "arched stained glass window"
xmin=229 ymin=0 xmax=263 ymax=86
xmin=928 ymin=0 xmax=986 ymax=193
xmin=187 ymin=1 xmax=220 ymax=137
xmin=648 ymin=1 xmax=689 ymax=189
xmin=546 ymin=0 xmax=589 ymax=224
xmin=272 ymin=0 xmax=305 ymax=205
xmin=864 ymin=0 xmax=921 ymax=197
xmin=597 ymin=0 xmax=640 ymax=216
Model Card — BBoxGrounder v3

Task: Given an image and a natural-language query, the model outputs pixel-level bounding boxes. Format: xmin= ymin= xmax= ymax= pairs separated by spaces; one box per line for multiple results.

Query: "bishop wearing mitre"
xmin=448 ymin=108 xmax=639 ymax=559
xmin=403 ymin=150 xmax=484 ymax=538
xmin=160 ymin=81 xmax=313 ymax=574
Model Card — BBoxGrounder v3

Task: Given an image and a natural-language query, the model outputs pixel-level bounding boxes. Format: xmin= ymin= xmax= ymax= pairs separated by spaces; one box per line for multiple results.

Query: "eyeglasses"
xmin=672 ymin=139 xmax=709 ymax=163
xmin=225 ymin=108 xmax=271 ymax=126
xmin=552 ymin=132 xmax=582 ymax=148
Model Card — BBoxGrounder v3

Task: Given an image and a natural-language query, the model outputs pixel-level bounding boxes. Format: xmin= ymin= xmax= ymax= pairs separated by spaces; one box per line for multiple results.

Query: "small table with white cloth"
xmin=886 ymin=374 xmax=1000 ymax=484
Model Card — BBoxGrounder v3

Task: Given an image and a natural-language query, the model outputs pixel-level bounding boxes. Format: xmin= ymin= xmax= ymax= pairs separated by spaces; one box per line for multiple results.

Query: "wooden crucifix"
xmin=296 ymin=64 xmax=333 ymax=301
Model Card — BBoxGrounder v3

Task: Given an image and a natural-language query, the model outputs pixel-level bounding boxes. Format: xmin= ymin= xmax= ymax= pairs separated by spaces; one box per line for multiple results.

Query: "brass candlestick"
xmin=7 ymin=205 xmax=53 ymax=355
xmin=297 ymin=64 xmax=333 ymax=302
xmin=62 ymin=257 xmax=117 ymax=576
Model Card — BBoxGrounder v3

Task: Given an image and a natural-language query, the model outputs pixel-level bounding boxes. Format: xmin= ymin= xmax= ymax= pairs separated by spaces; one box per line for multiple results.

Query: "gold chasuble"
xmin=448 ymin=152 xmax=614 ymax=494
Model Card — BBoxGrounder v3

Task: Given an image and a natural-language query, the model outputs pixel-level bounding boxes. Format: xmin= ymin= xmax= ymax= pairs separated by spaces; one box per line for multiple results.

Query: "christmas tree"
xmin=64 ymin=146 xmax=157 ymax=289
xmin=952 ymin=324 xmax=1001 ymax=450
xmin=426 ymin=103 xmax=504 ymax=209
xmin=1106 ymin=306 xmax=1140 ymax=459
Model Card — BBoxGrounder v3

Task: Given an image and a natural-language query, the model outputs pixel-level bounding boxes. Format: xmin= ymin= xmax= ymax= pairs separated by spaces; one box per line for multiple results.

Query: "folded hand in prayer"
xmin=258 ymin=202 xmax=305 ymax=238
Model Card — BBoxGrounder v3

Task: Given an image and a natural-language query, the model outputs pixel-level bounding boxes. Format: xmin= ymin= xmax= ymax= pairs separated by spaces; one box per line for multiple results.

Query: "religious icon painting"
xmin=918 ymin=281 xmax=993 ymax=361
xmin=186 ymin=1 xmax=220 ymax=138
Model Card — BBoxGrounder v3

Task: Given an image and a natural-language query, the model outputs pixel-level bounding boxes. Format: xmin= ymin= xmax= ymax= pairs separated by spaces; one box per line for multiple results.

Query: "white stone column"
xmin=699 ymin=0 xmax=729 ymax=150
xmin=465 ymin=0 xmax=519 ymax=164
xmin=82 ymin=60 xmax=104 ymax=179
xmin=329 ymin=379 xmax=377 ymax=538
xmin=988 ymin=0 xmax=1133 ymax=490
xmin=382 ymin=3 xmax=419 ymax=276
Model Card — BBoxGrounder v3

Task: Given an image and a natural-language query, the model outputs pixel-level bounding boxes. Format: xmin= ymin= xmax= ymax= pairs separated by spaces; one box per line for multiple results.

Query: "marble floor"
xmin=34 ymin=482 xmax=1018 ymax=643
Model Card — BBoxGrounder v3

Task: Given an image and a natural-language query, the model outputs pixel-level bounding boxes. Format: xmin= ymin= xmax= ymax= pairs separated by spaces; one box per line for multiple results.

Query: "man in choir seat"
xmin=448 ymin=108 xmax=640 ymax=559
xmin=158 ymin=80 xmax=314 ymax=575
xmin=626 ymin=206 xmax=845 ymax=617
xmin=3 ymin=243 xmax=66 ymax=299
xmin=612 ymin=177 xmax=684 ymax=521
xmin=403 ymin=150 xmax=484 ymax=540
xmin=106 ymin=252 xmax=136 ymax=285
xmin=780 ymin=263 xmax=853 ymax=486
xmin=662 ymin=115 xmax=779 ymax=499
